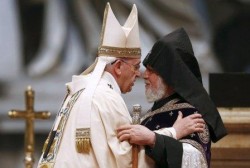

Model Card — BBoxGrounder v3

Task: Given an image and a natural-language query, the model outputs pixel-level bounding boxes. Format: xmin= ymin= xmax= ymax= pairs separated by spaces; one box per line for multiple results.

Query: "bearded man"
xmin=117 ymin=28 xmax=227 ymax=168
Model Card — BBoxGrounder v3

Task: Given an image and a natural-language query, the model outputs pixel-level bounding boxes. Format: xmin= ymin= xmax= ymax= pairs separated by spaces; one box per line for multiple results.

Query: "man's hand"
xmin=117 ymin=125 xmax=155 ymax=147
xmin=173 ymin=111 xmax=205 ymax=139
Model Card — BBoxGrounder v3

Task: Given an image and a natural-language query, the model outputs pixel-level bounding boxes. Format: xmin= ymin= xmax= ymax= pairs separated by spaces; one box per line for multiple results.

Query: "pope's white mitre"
xmin=98 ymin=2 xmax=141 ymax=58
xmin=82 ymin=2 xmax=140 ymax=74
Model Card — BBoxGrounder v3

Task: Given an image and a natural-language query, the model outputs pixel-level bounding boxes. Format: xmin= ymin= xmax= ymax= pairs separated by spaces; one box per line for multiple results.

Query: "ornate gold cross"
xmin=8 ymin=86 xmax=51 ymax=168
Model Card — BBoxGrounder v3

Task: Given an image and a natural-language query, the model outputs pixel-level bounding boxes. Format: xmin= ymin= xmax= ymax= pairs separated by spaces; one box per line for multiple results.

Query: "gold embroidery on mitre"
xmin=98 ymin=46 xmax=141 ymax=58
xmin=76 ymin=128 xmax=91 ymax=153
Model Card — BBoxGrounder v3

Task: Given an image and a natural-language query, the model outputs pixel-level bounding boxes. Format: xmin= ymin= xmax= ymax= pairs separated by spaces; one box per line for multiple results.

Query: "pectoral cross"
xmin=8 ymin=86 xmax=51 ymax=168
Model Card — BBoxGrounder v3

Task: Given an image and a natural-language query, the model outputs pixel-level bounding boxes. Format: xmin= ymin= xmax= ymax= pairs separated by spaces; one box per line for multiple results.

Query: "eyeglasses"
xmin=119 ymin=59 xmax=140 ymax=73
xmin=110 ymin=59 xmax=141 ymax=73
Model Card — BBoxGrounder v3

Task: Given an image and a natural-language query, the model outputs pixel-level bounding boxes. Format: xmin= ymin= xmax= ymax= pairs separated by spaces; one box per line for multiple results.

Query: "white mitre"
xmin=75 ymin=2 xmax=141 ymax=153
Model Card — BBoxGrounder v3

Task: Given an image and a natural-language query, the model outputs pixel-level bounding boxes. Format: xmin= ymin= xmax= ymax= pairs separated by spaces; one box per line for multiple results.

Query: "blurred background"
xmin=0 ymin=0 xmax=250 ymax=167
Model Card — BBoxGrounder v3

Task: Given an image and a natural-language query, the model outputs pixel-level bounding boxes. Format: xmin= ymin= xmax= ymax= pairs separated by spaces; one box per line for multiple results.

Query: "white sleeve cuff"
xmin=168 ymin=127 xmax=177 ymax=139
xmin=153 ymin=127 xmax=177 ymax=139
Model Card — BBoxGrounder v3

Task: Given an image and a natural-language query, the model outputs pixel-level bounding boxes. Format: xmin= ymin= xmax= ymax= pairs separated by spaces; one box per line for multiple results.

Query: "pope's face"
xmin=119 ymin=58 xmax=141 ymax=93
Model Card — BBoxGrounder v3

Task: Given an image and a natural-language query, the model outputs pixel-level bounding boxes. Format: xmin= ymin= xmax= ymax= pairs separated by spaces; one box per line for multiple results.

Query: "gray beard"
xmin=145 ymin=77 xmax=167 ymax=103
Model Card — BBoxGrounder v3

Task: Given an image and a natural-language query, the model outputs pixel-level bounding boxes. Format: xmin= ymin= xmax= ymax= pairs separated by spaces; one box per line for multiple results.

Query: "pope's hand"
xmin=117 ymin=125 xmax=155 ymax=147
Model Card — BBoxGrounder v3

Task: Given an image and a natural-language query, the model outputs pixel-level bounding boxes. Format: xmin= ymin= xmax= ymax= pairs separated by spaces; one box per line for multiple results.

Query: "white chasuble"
xmin=38 ymin=72 xmax=154 ymax=168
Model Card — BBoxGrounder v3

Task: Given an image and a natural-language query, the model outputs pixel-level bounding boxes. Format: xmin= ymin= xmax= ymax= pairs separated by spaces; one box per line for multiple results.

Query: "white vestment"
xmin=38 ymin=72 xmax=154 ymax=168
xmin=155 ymin=129 xmax=208 ymax=168
xmin=181 ymin=143 xmax=207 ymax=168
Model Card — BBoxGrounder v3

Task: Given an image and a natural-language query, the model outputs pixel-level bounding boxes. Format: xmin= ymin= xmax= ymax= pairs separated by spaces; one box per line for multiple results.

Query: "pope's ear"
xmin=113 ymin=60 xmax=122 ymax=76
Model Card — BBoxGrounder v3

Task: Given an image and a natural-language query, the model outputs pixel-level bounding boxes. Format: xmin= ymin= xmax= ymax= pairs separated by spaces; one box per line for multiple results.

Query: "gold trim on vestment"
xmin=198 ymin=124 xmax=210 ymax=144
xmin=141 ymin=97 xmax=209 ymax=166
xmin=180 ymin=139 xmax=208 ymax=165
xmin=42 ymin=137 xmax=49 ymax=153
xmin=140 ymin=98 xmax=194 ymax=123
xmin=38 ymin=162 xmax=53 ymax=168
xmin=38 ymin=89 xmax=84 ymax=168
xmin=76 ymin=128 xmax=91 ymax=153
xmin=98 ymin=46 xmax=141 ymax=58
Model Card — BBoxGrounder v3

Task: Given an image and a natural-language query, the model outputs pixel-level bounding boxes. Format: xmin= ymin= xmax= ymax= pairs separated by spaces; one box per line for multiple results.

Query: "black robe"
xmin=141 ymin=93 xmax=211 ymax=168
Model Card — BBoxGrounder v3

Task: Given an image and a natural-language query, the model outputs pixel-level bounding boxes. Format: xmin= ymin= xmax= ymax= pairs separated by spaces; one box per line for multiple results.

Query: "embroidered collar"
xmin=151 ymin=93 xmax=180 ymax=111
xmin=141 ymin=97 xmax=194 ymax=123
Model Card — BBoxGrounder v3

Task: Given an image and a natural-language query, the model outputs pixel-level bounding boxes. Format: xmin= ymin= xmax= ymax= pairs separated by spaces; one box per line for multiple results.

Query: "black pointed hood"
xmin=143 ymin=28 xmax=227 ymax=142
